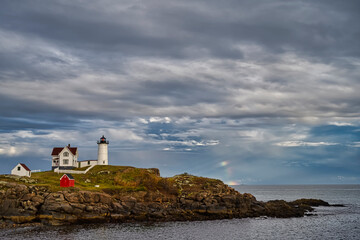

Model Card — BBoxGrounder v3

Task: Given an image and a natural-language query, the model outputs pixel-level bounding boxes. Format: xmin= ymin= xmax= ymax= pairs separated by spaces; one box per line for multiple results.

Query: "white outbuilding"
xmin=78 ymin=159 xmax=98 ymax=168
xmin=11 ymin=163 xmax=31 ymax=177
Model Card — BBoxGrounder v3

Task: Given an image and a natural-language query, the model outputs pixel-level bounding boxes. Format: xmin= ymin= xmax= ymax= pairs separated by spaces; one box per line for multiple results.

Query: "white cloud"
xmin=0 ymin=144 xmax=38 ymax=156
xmin=106 ymin=129 xmax=143 ymax=142
xmin=328 ymin=122 xmax=355 ymax=126
xmin=149 ymin=117 xmax=172 ymax=123
xmin=237 ymin=130 xmax=265 ymax=141
xmin=175 ymin=117 xmax=196 ymax=125
xmin=177 ymin=139 xmax=219 ymax=147
xmin=138 ymin=118 xmax=148 ymax=124
xmin=274 ymin=141 xmax=338 ymax=147
xmin=0 ymin=146 xmax=25 ymax=156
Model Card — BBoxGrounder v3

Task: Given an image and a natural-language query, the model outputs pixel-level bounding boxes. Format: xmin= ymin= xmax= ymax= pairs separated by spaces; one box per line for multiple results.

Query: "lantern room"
xmin=97 ymin=135 xmax=109 ymax=144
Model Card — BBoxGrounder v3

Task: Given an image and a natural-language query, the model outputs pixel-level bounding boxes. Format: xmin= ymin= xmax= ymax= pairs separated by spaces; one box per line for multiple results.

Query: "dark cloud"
xmin=1 ymin=0 xmax=359 ymax=63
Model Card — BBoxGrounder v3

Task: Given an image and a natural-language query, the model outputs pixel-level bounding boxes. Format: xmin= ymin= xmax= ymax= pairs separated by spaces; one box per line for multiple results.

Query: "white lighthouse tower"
xmin=97 ymin=135 xmax=109 ymax=165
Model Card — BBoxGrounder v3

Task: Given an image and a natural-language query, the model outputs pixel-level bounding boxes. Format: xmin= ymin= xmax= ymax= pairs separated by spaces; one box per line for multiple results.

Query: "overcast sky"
xmin=0 ymin=0 xmax=359 ymax=184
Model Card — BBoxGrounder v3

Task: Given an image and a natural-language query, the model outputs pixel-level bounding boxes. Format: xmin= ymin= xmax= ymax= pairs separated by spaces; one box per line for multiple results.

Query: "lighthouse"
xmin=97 ymin=135 xmax=109 ymax=165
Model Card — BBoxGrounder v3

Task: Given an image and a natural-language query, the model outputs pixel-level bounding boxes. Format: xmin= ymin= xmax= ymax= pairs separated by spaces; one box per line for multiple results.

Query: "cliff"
xmin=0 ymin=166 xmax=330 ymax=227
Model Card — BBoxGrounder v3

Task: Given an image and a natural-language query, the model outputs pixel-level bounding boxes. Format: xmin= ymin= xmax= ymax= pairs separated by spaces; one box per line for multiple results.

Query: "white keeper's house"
xmin=51 ymin=144 xmax=78 ymax=170
xmin=51 ymin=136 xmax=109 ymax=170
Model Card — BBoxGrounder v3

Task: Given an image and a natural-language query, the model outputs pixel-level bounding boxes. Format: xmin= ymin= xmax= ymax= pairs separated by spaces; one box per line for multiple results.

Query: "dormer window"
xmin=63 ymin=152 xmax=69 ymax=157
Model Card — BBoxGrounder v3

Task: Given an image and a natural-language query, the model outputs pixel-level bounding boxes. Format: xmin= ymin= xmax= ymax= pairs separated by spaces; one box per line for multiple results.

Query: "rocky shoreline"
xmin=0 ymin=172 xmax=336 ymax=228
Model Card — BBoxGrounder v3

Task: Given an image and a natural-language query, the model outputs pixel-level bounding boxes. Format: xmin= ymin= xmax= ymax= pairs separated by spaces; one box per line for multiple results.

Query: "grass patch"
xmin=1 ymin=166 xmax=222 ymax=197
xmin=27 ymin=165 xmax=179 ymax=194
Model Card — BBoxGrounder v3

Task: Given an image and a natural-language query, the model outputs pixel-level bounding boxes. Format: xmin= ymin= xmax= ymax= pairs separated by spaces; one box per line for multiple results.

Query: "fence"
xmin=53 ymin=164 xmax=95 ymax=174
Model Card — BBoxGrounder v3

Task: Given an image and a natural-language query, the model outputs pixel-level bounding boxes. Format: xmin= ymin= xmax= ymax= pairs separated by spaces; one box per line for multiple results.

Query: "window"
xmin=63 ymin=159 xmax=69 ymax=165
xmin=17 ymin=166 xmax=21 ymax=171
xmin=63 ymin=152 xmax=69 ymax=157
xmin=88 ymin=161 xmax=90 ymax=165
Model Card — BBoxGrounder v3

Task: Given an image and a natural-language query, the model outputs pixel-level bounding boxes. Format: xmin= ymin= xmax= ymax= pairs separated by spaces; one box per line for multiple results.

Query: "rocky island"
xmin=0 ymin=165 xmax=332 ymax=228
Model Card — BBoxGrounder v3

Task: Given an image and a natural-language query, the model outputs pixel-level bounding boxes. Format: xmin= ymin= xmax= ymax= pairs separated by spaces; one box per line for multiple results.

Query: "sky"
xmin=0 ymin=0 xmax=359 ymax=184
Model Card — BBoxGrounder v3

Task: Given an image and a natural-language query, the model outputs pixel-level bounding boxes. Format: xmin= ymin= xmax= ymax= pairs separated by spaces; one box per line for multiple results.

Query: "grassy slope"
xmin=1 ymin=165 xmax=224 ymax=197
xmin=28 ymin=165 xmax=174 ymax=193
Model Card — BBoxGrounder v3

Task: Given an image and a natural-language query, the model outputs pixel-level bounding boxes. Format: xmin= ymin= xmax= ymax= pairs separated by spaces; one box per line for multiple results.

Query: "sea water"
xmin=1 ymin=185 xmax=359 ymax=240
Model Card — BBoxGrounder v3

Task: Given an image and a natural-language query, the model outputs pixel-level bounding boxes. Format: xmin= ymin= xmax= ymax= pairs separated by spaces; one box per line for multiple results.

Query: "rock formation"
xmin=0 ymin=168 xmax=333 ymax=228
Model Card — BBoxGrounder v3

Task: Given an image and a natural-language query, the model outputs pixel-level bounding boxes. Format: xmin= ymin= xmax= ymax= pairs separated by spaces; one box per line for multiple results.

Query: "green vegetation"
xmin=169 ymin=173 xmax=224 ymax=196
xmin=1 ymin=166 xmax=223 ymax=196
xmin=25 ymin=165 xmax=178 ymax=193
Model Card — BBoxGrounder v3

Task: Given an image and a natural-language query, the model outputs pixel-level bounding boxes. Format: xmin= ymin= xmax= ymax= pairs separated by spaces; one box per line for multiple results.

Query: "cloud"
xmin=328 ymin=122 xmax=355 ymax=127
xmin=0 ymin=1 xmax=359 ymax=124
xmin=0 ymin=56 xmax=359 ymax=123
xmin=149 ymin=117 xmax=172 ymax=124
xmin=106 ymin=129 xmax=143 ymax=142
xmin=0 ymin=146 xmax=27 ymax=156
xmin=334 ymin=175 xmax=359 ymax=183
xmin=237 ymin=130 xmax=265 ymax=141
xmin=274 ymin=141 xmax=339 ymax=147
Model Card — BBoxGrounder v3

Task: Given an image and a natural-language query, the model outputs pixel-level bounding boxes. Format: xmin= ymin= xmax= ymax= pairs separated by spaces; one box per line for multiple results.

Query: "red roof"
xmin=20 ymin=163 xmax=31 ymax=171
xmin=51 ymin=147 xmax=77 ymax=156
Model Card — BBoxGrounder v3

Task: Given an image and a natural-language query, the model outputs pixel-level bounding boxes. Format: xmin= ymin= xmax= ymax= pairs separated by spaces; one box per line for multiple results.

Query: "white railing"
xmin=32 ymin=169 xmax=41 ymax=173
xmin=84 ymin=164 xmax=96 ymax=173
xmin=54 ymin=164 xmax=95 ymax=174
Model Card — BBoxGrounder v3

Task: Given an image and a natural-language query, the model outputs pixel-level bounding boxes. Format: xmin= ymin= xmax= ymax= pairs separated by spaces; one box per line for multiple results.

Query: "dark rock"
xmin=330 ymin=204 xmax=345 ymax=207
xmin=85 ymin=206 xmax=94 ymax=212
xmin=291 ymin=198 xmax=330 ymax=207
xmin=60 ymin=204 xmax=73 ymax=214
xmin=99 ymin=194 xmax=112 ymax=205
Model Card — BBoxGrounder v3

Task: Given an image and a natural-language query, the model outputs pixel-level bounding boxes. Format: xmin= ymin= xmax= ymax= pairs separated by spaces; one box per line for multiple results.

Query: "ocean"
xmin=1 ymin=185 xmax=359 ymax=240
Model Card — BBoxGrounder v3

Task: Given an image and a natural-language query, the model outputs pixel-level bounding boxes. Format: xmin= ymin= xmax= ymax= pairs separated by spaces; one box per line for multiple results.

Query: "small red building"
xmin=60 ymin=174 xmax=75 ymax=187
